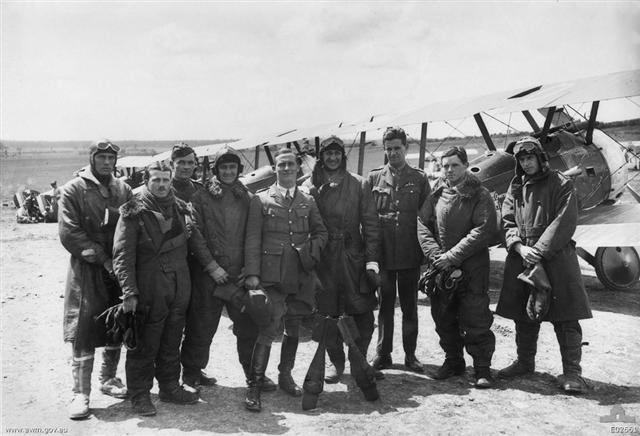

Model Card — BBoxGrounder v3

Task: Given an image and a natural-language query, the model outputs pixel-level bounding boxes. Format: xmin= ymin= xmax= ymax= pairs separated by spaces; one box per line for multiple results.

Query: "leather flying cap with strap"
xmin=90 ymin=139 xmax=120 ymax=156
xmin=513 ymin=136 xmax=542 ymax=157
xmin=319 ymin=136 xmax=345 ymax=154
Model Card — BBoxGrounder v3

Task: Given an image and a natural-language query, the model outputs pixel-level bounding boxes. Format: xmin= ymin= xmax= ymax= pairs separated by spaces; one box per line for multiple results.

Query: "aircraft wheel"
xmin=594 ymin=247 xmax=640 ymax=292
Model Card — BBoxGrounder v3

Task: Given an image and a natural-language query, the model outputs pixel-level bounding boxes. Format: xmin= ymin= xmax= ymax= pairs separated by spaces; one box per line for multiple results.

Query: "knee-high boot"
xmin=68 ymin=351 xmax=94 ymax=419
xmin=498 ymin=321 xmax=539 ymax=378
xmin=278 ymin=335 xmax=302 ymax=397
xmin=554 ymin=321 xmax=587 ymax=394
xmin=325 ymin=346 xmax=345 ymax=383
xmin=245 ymin=343 xmax=271 ymax=412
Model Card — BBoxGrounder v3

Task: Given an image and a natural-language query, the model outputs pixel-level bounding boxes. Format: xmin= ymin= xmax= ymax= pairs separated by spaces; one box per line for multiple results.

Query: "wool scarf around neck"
xmin=140 ymin=186 xmax=176 ymax=233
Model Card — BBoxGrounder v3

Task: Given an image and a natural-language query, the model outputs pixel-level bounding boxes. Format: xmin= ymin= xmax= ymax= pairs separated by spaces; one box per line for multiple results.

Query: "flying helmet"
xmin=89 ymin=139 xmax=119 ymax=168
xmin=211 ymin=145 xmax=244 ymax=176
xmin=510 ymin=136 xmax=550 ymax=175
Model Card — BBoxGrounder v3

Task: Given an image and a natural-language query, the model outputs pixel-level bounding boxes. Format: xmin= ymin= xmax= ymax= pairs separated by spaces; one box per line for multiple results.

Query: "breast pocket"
xmin=264 ymin=206 xmax=287 ymax=232
xmin=294 ymin=207 xmax=310 ymax=233
xmin=372 ymin=186 xmax=392 ymax=212
xmin=261 ymin=246 xmax=283 ymax=283
xmin=397 ymin=186 xmax=420 ymax=211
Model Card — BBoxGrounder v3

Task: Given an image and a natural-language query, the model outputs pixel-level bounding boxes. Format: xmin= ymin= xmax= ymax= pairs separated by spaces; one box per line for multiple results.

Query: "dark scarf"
xmin=311 ymin=162 xmax=345 ymax=190
xmin=207 ymin=176 xmax=249 ymax=200
xmin=91 ymin=167 xmax=112 ymax=186
xmin=140 ymin=186 xmax=176 ymax=233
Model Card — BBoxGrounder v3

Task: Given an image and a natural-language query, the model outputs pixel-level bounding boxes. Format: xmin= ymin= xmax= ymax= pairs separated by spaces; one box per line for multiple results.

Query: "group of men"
xmin=59 ymin=127 xmax=592 ymax=420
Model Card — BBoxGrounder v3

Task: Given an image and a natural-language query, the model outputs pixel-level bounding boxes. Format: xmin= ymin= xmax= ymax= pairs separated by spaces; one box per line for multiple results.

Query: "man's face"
xmin=275 ymin=153 xmax=299 ymax=188
xmin=322 ymin=149 xmax=343 ymax=171
xmin=147 ymin=169 xmax=172 ymax=198
xmin=218 ymin=162 xmax=239 ymax=185
xmin=172 ymin=153 xmax=197 ymax=180
xmin=518 ymin=154 xmax=541 ymax=176
xmin=384 ymin=138 xmax=407 ymax=168
xmin=93 ymin=152 xmax=117 ymax=176
xmin=442 ymin=155 xmax=468 ymax=186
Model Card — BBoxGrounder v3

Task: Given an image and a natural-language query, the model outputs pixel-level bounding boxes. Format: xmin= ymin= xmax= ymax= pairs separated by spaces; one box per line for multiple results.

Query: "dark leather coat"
xmin=496 ymin=170 xmax=592 ymax=321
xmin=303 ymin=170 xmax=380 ymax=315
xmin=417 ymin=173 xmax=496 ymax=293
xmin=59 ymin=169 xmax=132 ymax=349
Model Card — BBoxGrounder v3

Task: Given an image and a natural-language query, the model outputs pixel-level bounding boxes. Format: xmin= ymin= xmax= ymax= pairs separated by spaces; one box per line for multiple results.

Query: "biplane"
xmin=85 ymin=69 xmax=640 ymax=292
xmin=220 ymin=69 xmax=640 ymax=292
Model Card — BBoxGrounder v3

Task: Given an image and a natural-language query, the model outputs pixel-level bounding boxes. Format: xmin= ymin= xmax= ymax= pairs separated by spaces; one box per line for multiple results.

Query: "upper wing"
xmin=574 ymin=203 xmax=640 ymax=247
xmin=379 ymin=69 xmax=640 ymax=129
xmin=116 ymin=155 xmax=156 ymax=169
xmin=222 ymin=69 xmax=640 ymax=150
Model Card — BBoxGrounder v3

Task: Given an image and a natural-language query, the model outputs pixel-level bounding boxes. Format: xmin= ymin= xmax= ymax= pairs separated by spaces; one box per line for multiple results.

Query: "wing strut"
xmin=357 ymin=131 xmax=367 ymax=176
xmin=539 ymin=106 xmax=556 ymax=144
xmin=474 ymin=113 xmax=496 ymax=151
xmin=264 ymin=145 xmax=274 ymax=166
xmin=254 ymin=145 xmax=260 ymax=168
xmin=522 ymin=110 xmax=540 ymax=133
xmin=419 ymin=122 xmax=428 ymax=170
xmin=586 ymin=101 xmax=600 ymax=145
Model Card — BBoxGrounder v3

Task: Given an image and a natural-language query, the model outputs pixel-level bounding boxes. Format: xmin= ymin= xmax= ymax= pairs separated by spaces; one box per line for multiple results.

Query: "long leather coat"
xmin=302 ymin=170 xmax=380 ymax=316
xmin=496 ymin=169 xmax=592 ymax=322
xmin=417 ymin=173 xmax=496 ymax=292
xmin=244 ymin=184 xmax=327 ymax=306
xmin=368 ymin=164 xmax=430 ymax=270
xmin=59 ymin=169 xmax=132 ymax=349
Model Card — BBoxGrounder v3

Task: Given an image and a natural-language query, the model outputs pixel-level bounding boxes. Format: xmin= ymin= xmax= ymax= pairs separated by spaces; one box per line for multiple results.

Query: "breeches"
xmin=257 ymin=287 xmax=312 ymax=345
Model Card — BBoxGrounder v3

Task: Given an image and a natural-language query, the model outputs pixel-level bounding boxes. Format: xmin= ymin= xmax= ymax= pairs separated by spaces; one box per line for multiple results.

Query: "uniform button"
xmin=291 ymin=243 xmax=295 ymax=247
xmin=289 ymin=209 xmax=292 ymax=213
xmin=289 ymin=232 xmax=293 ymax=235
xmin=289 ymin=220 xmax=292 ymax=224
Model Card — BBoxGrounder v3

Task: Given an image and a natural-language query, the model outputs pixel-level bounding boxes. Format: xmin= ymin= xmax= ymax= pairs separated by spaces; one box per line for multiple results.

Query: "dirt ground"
xmin=1 ymin=204 xmax=639 ymax=436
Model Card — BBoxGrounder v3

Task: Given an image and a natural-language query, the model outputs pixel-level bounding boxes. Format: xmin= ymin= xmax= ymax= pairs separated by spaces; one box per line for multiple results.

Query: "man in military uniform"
xmin=368 ymin=126 xmax=431 ymax=373
xmin=59 ymin=139 xmax=131 ymax=419
xmin=113 ymin=162 xmax=218 ymax=416
xmin=170 ymin=142 xmax=205 ymax=202
xmin=180 ymin=146 xmax=277 ymax=392
xmin=244 ymin=148 xmax=327 ymax=412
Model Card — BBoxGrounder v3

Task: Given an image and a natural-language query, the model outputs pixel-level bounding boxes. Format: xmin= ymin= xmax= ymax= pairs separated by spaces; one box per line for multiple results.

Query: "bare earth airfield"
xmin=0 ymin=139 xmax=639 ymax=435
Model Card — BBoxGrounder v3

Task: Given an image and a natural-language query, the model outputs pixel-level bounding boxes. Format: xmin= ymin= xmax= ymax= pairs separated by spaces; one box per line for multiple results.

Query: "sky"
xmin=1 ymin=1 xmax=640 ymax=141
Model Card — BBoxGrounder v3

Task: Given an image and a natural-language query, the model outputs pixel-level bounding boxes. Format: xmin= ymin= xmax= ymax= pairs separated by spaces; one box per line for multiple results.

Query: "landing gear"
xmin=594 ymin=247 xmax=640 ymax=292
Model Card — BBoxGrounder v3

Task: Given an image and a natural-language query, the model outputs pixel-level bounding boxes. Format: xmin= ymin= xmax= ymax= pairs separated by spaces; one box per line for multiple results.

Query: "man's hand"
xmin=245 ymin=275 xmax=260 ymax=289
xmin=103 ymin=259 xmax=115 ymax=278
xmin=122 ymin=296 xmax=138 ymax=314
xmin=515 ymin=243 xmax=542 ymax=267
xmin=210 ymin=266 xmax=229 ymax=285
xmin=433 ymin=254 xmax=454 ymax=270
xmin=365 ymin=269 xmax=381 ymax=292
xmin=81 ymin=248 xmax=96 ymax=263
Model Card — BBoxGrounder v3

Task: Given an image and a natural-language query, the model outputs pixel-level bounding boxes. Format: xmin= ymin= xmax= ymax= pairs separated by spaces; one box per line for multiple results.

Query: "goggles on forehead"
xmin=513 ymin=141 xmax=538 ymax=155
xmin=94 ymin=141 xmax=120 ymax=153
